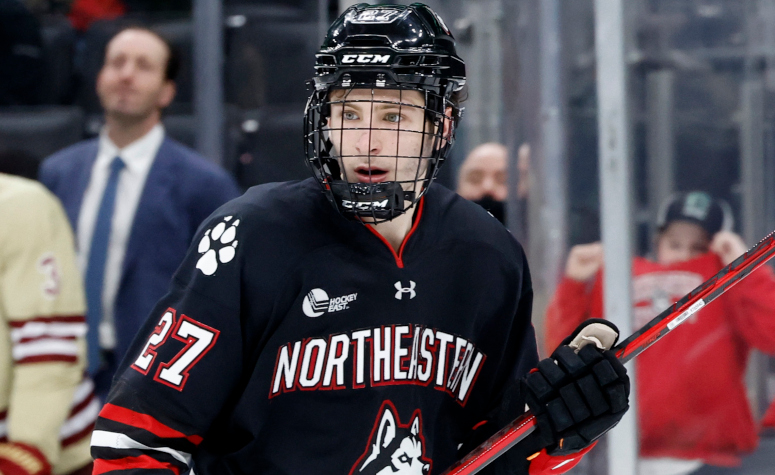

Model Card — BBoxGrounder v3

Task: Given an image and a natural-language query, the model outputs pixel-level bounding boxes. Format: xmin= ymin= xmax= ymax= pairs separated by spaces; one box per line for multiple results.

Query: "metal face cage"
xmin=304 ymin=83 xmax=457 ymax=223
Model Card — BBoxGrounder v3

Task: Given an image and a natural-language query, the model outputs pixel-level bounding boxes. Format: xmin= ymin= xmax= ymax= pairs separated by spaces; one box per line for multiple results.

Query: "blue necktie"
xmin=85 ymin=156 xmax=124 ymax=375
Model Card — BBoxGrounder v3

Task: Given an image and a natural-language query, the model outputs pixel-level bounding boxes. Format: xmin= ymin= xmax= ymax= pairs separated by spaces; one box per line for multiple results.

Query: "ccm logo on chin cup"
xmin=341 ymin=54 xmax=391 ymax=64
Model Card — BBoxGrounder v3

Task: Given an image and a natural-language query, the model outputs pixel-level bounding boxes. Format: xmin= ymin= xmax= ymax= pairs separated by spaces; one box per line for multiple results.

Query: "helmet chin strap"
xmin=330 ymin=180 xmax=415 ymax=221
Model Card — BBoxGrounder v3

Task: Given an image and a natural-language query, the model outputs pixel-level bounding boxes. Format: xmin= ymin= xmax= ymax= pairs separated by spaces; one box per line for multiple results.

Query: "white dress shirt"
xmin=77 ymin=124 xmax=164 ymax=350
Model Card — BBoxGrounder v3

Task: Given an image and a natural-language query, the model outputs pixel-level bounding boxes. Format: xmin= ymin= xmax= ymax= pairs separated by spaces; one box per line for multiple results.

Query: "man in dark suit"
xmin=39 ymin=27 xmax=240 ymax=397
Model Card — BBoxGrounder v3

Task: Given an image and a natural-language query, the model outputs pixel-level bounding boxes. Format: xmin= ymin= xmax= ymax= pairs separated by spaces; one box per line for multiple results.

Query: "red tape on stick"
xmin=443 ymin=415 xmax=537 ymax=475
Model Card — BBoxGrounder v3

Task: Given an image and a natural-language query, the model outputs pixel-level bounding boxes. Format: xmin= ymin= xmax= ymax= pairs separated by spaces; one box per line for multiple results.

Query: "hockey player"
xmin=0 ymin=173 xmax=97 ymax=475
xmin=546 ymin=191 xmax=775 ymax=475
xmin=91 ymin=4 xmax=630 ymax=474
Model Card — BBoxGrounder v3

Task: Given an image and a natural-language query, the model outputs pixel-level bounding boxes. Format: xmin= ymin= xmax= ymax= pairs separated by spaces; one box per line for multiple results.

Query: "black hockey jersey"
xmin=91 ymin=178 xmax=539 ymax=474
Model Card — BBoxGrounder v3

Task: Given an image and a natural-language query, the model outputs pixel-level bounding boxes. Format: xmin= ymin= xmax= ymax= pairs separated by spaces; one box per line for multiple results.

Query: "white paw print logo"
xmin=196 ymin=216 xmax=239 ymax=276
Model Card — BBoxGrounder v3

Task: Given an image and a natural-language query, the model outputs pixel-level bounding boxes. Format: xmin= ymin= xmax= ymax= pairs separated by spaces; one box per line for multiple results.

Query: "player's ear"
xmin=436 ymin=106 xmax=454 ymax=146
xmin=442 ymin=106 xmax=453 ymax=140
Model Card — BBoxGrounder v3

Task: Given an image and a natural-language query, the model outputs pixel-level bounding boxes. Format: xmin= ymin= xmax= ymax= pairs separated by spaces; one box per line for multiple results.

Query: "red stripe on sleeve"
xmin=8 ymin=315 xmax=86 ymax=327
xmin=93 ymin=455 xmax=181 ymax=475
xmin=68 ymin=392 xmax=96 ymax=419
xmin=100 ymin=404 xmax=203 ymax=446
xmin=61 ymin=423 xmax=95 ymax=448
xmin=69 ymin=392 xmax=95 ymax=417
xmin=16 ymin=355 xmax=78 ymax=364
xmin=17 ymin=335 xmax=78 ymax=344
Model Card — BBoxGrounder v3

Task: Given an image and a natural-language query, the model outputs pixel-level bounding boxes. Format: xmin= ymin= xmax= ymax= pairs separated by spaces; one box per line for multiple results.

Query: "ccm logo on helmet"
xmin=341 ymin=199 xmax=390 ymax=211
xmin=341 ymin=54 xmax=391 ymax=64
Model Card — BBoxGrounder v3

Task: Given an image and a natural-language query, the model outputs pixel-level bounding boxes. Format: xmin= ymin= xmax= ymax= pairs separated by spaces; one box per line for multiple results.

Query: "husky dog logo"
xmin=350 ymin=401 xmax=431 ymax=475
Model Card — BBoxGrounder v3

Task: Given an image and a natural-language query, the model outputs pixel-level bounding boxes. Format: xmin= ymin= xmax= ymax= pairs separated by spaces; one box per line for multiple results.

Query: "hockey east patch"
xmin=302 ymin=288 xmax=358 ymax=317
xmin=269 ymin=324 xmax=486 ymax=406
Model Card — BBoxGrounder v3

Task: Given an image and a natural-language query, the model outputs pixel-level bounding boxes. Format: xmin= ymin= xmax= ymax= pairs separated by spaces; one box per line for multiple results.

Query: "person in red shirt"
xmin=67 ymin=0 xmax=125 ymax=33
xmin=546 ymin=191 xmax=775 ymax=475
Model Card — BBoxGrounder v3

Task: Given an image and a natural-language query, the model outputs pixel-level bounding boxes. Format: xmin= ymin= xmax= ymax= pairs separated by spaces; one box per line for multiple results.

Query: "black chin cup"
xmin=330 ymin=181 xmax=415 ymax=220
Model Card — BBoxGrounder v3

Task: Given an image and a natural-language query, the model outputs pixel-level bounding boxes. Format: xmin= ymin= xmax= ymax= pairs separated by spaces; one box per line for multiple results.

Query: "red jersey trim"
xmin=0 ymin=442 xmax=50 ymax=474
xmin=472 ymin=420 xmax=488 ymax=431
xmin=365 ymin=197 xmax=425 ymax=269
xmin=8 ymin=315 xmax=86 ymax=327
xmin=16 ymin=355 xmax=78 ymax=364
xmin=99 ymin=404 xmax=203 ymax=446
xmin=61 ymin=422 xmax=95 ymax=448
xmin=17 ymin=335 xmax=77 ymax=344
xmin=68 ymin=390 xmax=95 ymax=418
xmin=93 ymin=455 xmax=181 ymax=475
xmin=61 ymin=387 xmax=98 ymax=447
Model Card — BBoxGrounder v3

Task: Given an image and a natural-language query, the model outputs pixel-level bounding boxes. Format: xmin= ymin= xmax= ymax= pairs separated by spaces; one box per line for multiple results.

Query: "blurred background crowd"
xmin=2 ymin=0 xmax=775 ymax=474
xmin=0 ymin=0 xmax=328 ymax=186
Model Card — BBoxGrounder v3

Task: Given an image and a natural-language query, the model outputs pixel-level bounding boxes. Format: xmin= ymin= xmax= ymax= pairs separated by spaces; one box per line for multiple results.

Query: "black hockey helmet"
xmin=304 ymin=2 xmax=466 ymax=223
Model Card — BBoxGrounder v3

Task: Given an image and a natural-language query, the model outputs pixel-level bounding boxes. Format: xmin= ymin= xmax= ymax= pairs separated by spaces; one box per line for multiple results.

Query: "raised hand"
xmin=710 ymin=231 xmax=748 ymax=266
xmin=565 ymin=242 xmax=604 ymax=282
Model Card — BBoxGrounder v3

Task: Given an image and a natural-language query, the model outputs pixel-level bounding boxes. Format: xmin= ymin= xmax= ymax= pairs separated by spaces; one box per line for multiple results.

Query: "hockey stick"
xmin=441 ymin=230 xmax=775 ymax=475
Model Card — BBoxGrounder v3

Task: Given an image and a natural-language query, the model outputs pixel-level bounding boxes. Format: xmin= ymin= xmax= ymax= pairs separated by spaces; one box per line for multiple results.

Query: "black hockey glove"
xmin=522 ymin=319 xmax=630 ymax=456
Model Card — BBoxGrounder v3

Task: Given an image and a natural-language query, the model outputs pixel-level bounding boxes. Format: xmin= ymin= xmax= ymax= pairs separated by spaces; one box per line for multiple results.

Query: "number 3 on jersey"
xmin=132 ymin=308 xmax=220 ymax=391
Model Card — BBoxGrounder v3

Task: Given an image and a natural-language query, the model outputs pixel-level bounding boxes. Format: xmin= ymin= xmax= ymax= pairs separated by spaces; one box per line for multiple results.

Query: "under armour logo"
xmin=394 ymin=281 xmax=416 ymax=300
